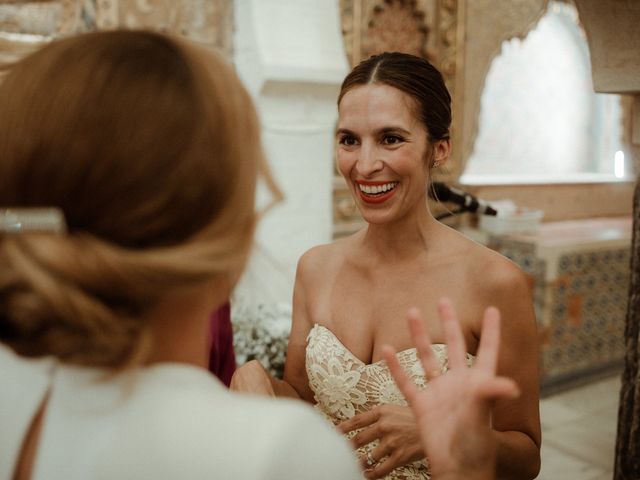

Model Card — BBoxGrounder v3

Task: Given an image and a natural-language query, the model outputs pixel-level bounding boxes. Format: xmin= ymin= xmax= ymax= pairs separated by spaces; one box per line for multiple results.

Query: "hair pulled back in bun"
xmin=0 ymin=30 xmax=279 ymax=367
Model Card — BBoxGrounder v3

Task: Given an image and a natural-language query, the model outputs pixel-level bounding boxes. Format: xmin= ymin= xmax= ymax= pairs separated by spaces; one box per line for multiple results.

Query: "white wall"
xmin=233 ymin=0 xmax=348 ymax=311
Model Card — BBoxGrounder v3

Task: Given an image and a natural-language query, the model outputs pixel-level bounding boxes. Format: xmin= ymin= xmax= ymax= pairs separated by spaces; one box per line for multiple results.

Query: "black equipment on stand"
xmin=429 ymin=182 xmax=498 ymax=221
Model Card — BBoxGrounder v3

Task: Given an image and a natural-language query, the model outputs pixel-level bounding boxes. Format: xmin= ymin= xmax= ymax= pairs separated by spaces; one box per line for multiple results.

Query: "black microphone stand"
xmin=429 ymin=182 xmax=496 ymax=221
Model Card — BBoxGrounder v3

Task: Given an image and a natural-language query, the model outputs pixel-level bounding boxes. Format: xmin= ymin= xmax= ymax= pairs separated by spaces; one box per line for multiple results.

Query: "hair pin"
xmin=0 ymin=208 xmax=67 ymax=234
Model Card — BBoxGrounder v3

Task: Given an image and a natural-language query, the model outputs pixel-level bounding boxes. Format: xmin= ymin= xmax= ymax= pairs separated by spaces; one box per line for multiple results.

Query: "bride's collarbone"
xmin=336 ymin=258 xmax=449 ymax=291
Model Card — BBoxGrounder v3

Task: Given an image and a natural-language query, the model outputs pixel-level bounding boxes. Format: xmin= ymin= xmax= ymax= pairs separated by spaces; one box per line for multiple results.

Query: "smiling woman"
xmin=335 ymin=81 xmax=447 ymax=226
xmin=231 ymin=52 xmax=541 ymax=480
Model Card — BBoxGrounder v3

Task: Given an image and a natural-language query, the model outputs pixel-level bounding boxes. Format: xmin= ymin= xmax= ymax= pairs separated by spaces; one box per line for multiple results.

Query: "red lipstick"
xmin=355 ymin=181 xmax=398 ymax=204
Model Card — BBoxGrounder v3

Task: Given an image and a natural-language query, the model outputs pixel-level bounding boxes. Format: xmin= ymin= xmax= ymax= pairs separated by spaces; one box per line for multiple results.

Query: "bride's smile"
xmin=336 ymin=83 xmax=438 ymax=225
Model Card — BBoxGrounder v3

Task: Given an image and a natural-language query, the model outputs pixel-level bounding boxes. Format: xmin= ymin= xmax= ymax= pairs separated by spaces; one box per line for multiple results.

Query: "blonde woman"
xmin=0 ymin=31 xmax=361 ymax=480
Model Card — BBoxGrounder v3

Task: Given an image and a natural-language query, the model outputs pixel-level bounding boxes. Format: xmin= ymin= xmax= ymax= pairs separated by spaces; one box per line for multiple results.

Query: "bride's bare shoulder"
xmin=297 ymin=232 xmax=360 ymax=281
xmin=452 ymin=234 xmax=532 ymax=307
xmin=439 ymin=226 xmax=528 ymax=291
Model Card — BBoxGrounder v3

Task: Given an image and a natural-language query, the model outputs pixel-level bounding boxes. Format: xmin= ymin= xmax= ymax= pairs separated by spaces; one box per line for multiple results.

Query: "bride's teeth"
xmin=358 ymin=182 xmax=397 ymax=194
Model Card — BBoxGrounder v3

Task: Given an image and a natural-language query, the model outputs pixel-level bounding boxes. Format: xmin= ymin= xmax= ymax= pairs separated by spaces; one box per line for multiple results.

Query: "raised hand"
xmin=383 ymin=299 xmax=520 ymax=480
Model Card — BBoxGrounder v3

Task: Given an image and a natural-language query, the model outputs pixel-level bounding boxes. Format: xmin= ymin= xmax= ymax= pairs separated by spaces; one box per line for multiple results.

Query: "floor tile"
xmin=543 ymin=422 xmax=615 ymax=471
xmin=588 ymin=408 xmax=619 ymax=437
xmin=551 ymin=375 xmax=621 ymax=414
xmin=540 ymin=398 xmax=586 ymax=429
xmin=539 ymin=373 xmax=620 ymax=478
xmin=584 ymin=472 xmax=613 ymax=480
xmin=538 ymin=442 xmax=607 ymax=480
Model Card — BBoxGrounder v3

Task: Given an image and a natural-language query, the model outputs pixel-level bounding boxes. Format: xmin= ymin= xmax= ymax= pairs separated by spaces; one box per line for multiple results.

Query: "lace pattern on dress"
xmin=306 ymin=324 xmax=475 ymax=480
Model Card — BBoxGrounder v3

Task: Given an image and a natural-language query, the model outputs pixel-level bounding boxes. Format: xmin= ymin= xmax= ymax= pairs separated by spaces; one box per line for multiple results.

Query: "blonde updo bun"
xmin=0 ymin=30 xmax=280 ymax=367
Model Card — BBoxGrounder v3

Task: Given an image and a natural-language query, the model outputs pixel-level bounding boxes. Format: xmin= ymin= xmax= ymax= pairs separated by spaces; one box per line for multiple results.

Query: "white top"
xmin=0 ymin=343 xmax=361 ymax=480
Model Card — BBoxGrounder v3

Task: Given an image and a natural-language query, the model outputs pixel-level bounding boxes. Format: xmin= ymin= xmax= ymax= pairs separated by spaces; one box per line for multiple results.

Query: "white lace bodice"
xmin=306 ymin=324 xmax=475 ymax=480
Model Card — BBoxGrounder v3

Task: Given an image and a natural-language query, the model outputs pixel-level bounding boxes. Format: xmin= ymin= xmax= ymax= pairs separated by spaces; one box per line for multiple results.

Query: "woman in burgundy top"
xmin=208 ymin=302 xmax=236 ymax=386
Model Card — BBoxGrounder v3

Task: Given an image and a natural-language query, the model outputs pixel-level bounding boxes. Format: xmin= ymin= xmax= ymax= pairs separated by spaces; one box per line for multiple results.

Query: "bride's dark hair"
xmin=338 ymin=52 xmax=452 ymax=143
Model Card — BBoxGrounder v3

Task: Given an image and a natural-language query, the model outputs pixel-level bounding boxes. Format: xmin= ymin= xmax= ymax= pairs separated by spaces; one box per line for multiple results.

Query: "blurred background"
xmin=1 ymin=1 xmax=638 ymax=478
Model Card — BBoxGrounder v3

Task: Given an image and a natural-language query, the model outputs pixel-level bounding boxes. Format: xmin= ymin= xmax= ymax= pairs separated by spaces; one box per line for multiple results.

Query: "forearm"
xmin=270 ymin=377 xmax=303 ymax=399
xmin=493 ymin=430 xmax=540 ymax=480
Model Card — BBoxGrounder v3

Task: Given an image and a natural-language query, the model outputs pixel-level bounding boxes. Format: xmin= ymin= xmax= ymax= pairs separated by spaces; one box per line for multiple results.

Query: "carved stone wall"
xmin=0 ymin=0 xmax=95 ymax=36
xmin=341 ymin=0 xmax=437 ymax=67
xmin=103 ymin=0 xmax=232 ymax=55
xmin=574 ymin=0 xmax=640 ymax=95
xmin=0 ymin=0 xmax=232 ymax=59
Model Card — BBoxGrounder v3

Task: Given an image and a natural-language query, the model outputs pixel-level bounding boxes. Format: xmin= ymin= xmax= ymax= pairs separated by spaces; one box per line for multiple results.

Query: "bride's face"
xmin=336 ymin=83 xmax=432 ymax=225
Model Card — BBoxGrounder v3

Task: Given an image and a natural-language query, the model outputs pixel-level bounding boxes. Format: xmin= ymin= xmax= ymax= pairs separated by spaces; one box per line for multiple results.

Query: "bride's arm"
xmin=281 ymin=249 xmax=318 ymax=402
xmin=480 ymin=263 xmax=541 ymax=480
xmin=230 ymin=251 xmax=317 ymax=402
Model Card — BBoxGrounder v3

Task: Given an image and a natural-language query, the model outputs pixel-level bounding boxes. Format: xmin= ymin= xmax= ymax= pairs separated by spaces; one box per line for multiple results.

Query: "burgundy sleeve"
xmin=208 ymin=302 xmax=236 ymax=386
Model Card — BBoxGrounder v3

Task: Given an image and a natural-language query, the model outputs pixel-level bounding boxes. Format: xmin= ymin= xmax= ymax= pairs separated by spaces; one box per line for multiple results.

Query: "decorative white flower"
xmin=309 ymin=357 xmax=367 ymax=419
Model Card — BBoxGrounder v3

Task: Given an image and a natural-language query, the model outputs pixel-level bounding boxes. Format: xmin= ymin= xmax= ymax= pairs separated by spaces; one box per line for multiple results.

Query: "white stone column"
xmin=233 ymin=0 xmax=348 ymax=311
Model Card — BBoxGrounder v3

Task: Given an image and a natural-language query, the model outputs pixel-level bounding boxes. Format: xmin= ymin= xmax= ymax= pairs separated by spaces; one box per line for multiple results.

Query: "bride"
xmin=231 ymin=52 xmax=541 ymax=480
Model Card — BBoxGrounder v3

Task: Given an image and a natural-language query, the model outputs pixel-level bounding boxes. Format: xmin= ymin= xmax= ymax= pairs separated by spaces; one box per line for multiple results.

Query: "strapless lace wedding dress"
xmin=306 ymin=324 xmax=474 ymax=480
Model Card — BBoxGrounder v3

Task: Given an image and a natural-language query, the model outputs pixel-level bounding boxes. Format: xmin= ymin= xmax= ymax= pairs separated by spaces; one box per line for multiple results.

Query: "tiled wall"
xmin=491 ymin=229 xmax=629 ymax=392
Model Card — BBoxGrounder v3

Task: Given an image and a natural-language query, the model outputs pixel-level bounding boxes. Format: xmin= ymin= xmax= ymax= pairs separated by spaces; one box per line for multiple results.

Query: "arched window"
xmin=461 ymin=1 xmax=626 ymax=184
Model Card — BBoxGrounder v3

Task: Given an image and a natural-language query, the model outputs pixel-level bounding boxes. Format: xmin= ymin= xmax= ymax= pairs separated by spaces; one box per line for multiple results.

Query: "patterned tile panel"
xmin=491 ymin=236 xmax=629 ymax=391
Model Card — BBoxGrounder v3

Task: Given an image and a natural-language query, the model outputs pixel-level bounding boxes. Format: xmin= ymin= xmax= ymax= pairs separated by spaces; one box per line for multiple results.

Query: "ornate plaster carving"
xmin=0 ymin=0 xmax=84 ymax=36
xmin=340 ymin=0 xmax=438 ymax=66
xmin=0 ymin=0 xmax=93 ymax=68
xmin=362 ymin=0 xmax=430 ymax=59
xmin=0 ymin=1 xmax=233 ymax=58
xmin=96 ymin=0 xmax=118 ymax=29
xmin=115 ymin=0 xmax=232 ymax=54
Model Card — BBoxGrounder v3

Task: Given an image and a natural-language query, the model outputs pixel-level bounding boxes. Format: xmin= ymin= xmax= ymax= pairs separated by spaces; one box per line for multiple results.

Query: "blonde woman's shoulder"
xmin=98 ymin=366 xmax=361 ymax=479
